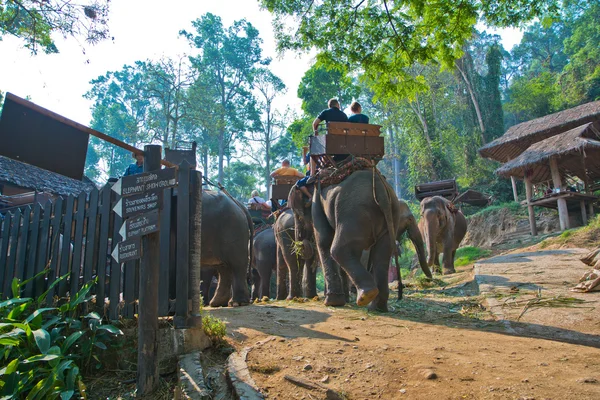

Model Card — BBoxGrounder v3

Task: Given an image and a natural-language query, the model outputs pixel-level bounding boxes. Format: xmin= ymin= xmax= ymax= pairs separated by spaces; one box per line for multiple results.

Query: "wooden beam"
xmin=511 ymin=176 xmax=519 ymax=202
xmin=550 ymin=157 xmax=570 ymax=230
xmin=524 ymin=175 xmax=538 ymax=236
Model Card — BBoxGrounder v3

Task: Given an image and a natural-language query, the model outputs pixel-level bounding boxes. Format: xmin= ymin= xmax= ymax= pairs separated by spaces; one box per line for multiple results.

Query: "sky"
xmin=0 ymin=0 xmax=524 ymax=128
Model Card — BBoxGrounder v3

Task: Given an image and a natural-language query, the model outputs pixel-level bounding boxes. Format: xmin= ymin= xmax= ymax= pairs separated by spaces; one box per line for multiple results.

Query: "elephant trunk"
xmin=408 ymin=216 xmax=432 ymax=279
xmin=422 ymin=210 xmax=439 ymax=268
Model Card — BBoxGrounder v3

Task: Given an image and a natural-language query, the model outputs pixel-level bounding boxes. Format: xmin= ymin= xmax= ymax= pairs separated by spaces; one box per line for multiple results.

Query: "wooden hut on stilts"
xmin=479 ymin=100 xmax=600 ymax=235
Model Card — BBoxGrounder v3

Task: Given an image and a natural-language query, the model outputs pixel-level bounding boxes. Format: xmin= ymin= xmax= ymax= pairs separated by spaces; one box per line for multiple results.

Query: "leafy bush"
xmin=469 ymin=202 xmax=523 ymax=219
xmin=201 ymin=314 xmax=227 ymax=343
xmin=0 ymin=273 xmax=123 ymax=399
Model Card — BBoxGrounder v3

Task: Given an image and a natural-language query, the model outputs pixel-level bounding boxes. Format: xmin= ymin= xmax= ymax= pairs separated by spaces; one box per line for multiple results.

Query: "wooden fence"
xmin=0 ymin=165 xmax=200 ymax=321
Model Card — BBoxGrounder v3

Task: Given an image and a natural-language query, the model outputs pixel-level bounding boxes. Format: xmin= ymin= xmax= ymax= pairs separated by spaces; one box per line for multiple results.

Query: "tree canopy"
xmin=0 ymin=0 xmax=110 ymax=53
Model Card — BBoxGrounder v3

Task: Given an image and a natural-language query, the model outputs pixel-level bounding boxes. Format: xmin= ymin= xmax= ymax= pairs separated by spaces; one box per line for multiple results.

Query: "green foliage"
xmin=261 ymin=0 xmax=558 ymax=101
xmin=298 ymin=62 xmax=359 ymax=116
xmin=221 ymin=161 xmax=260 ymax=202
xmin=0 ymin=0 xmax=110 ymax=54
xmin=469 ymin=202 xmax=523 ymax=218
xmin=0 ymin=274 xmax=123 ymax=399
xmin=201 ymin=315 xmax=227 ymax=343
xmin=505 ymin=72 xmax=558 ymax=122
xmin=454 ymin=246 xmax=492 ymax=267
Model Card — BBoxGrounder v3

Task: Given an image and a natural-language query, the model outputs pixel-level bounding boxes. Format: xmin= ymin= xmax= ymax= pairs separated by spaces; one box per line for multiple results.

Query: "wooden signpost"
xmin=110 ymin=145 xmax=178 ymax=396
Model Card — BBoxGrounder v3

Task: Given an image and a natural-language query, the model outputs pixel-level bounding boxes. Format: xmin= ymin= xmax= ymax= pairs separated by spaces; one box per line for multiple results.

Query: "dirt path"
xmin=208 ymin=249 xmax=600 ymax=400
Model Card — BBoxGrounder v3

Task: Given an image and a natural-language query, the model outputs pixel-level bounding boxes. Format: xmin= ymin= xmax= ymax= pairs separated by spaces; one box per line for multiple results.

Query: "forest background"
xmin=1 ymin=0 xmax=599 ymax=206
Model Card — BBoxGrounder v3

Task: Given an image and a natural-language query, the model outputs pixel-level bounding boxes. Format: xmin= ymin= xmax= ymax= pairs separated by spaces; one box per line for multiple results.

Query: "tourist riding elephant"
xmin=199 ymin=190 xmax=253 ymax=307
xmin=273 ymin=208 xmax=318 ymax=300
xmin=419 ymin=196 xmax=467 ymax=275
xmin=251 ymin=226 xmax=277 ymax=300
xmin=288 ymin=166 xmax=431 ymax=312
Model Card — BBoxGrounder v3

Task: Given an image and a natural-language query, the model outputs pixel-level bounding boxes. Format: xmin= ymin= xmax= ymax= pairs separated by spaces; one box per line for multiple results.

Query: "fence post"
xmin=137 ymin=144 xmax=161 ymax=396
xmin=188 ymin=170 xmax=202 ymax=327
xmin=175 ymin=160 xmax=190 ymax=328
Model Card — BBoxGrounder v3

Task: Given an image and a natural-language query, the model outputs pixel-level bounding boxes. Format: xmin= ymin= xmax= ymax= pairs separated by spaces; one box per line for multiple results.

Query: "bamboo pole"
xmin=524 ymin=174 xmax=538 ymax=236
xmin=550 ymin=157 xmax=570 ymax=231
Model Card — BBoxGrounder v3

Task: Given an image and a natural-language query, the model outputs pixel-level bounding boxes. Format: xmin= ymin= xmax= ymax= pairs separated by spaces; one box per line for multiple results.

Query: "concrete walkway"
xmin=475 ymin=248 xmax=600 ymax=348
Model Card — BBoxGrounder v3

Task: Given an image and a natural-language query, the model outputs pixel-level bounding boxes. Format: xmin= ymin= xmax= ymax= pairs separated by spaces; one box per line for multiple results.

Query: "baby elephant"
xmin=419 ymin=196 xmax=467 ymax=275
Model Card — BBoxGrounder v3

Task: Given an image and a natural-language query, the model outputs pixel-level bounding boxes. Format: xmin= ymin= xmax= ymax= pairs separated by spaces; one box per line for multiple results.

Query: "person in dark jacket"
xmin=348 ymin=101 xmax=369 ymax=124
xmin=123 ymin=152 xmax=144 ymax=176
xmin=312 ymin=98 xmax=348 ymax=135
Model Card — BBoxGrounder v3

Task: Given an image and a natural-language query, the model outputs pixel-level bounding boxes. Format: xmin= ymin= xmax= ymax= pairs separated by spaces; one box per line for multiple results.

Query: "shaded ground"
xmin=209 ymin=249 xmax=600 ymax=400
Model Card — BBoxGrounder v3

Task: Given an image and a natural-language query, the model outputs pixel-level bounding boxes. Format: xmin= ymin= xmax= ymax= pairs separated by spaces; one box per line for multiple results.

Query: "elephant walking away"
xmin=199 ymin=190 xmax=253 ymax=307
xmin=289 ymin=167 xmax=431 ymax=312
xmin=251 ymin=226 xmax=277 ymax=300
xmin=419 ymin=196 xmax=467 ymax=275
xmin=273 ymin=208 xmax=317 ymax=300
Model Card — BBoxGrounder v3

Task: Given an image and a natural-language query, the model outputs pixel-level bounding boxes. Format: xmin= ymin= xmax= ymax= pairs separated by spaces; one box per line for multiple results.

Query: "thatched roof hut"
xmin=479 ymin=100 xmax=600 ymax=162
xmin=496 ymin=122 xmax=600 ymax=184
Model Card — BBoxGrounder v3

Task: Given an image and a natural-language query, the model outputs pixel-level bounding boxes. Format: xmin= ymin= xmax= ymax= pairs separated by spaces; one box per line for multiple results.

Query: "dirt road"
xmin=209 ymin=249 xmax=600 ymax=400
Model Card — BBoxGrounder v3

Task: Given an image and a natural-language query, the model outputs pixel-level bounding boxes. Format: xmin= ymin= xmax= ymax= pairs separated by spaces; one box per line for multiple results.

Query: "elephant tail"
xmin=373 ymin=168 xmax=397 ymax=257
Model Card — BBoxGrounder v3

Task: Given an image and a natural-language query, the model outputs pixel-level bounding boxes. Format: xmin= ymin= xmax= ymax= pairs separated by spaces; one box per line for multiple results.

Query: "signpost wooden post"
xmin=136 ymin=145 xmax=162 ymax=396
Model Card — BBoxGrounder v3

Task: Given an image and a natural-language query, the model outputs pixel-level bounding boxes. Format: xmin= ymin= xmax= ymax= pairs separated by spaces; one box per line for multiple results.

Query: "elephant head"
xmin=419 ymin=196 xmax=448 ymax=267
xmin=288 ymin=186 xmax=314 ymax=243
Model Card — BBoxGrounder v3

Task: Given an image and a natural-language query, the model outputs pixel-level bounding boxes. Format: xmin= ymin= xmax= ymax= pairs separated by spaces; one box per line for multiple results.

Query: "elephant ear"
xmin=288 ymin=186 xmax=304 ymax=213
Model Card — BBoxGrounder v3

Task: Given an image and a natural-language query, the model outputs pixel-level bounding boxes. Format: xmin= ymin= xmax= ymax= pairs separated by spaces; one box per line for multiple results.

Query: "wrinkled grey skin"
xmin=419 ymin=196 xmax=467 ymax=275
xmin=200 ymin=190 xmax=253 ymax=307
xmin=251 ymin=227 xmax=277 ymax=300
xmin=273 ymin=209 xmax=317 ymax=300
xmin=289 ymin=169 xmax=431 ymax=312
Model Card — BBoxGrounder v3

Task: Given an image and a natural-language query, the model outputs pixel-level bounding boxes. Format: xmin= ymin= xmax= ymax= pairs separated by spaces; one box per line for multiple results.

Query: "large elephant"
xmin=419 ymin=196 xmax=467 ymax=275
xmin=200 ymin=190 xmax=253 ymax=307
xmin=273 ymin=208 xmax=317 ymax=300
xmin=289 ymin=168 xmax=431 ymax=312
xmin=251 ymin=226 xmax=277 ymax=300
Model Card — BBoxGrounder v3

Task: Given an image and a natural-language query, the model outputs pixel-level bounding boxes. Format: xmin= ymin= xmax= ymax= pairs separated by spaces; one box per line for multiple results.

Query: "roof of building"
xmin=479 ymin=100 xmax=600 ymax=162
xmin=0 ymin=155 xmax=96 ymax=197
xmin=496 ymin=122 xmax=600 ymax=184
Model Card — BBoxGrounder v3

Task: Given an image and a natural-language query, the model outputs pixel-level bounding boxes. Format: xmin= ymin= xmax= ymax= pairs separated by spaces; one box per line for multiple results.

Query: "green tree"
xmin=260 ymin=0 xmax=559 ymax=100
xmin=298 ymin=62 xmax=359 ymax=116
xmin=84 ymin=63 xmax=152 ymax=180
xmin=246 ymin=68 xmax=287 ymax=197
xmin=181 ymin=13 xmax=268 ymax=183
xmin=0 ymin=0 xmax=110 ymax=54
xmin=505 ymin=71 xmax=558 ymax=122
xmin=221 ymin=161 xmax=260 ymax=201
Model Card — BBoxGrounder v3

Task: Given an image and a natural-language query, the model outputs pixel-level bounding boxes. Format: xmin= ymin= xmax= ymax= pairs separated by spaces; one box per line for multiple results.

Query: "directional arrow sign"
xmin=113 ymin=191 xmax=162 ymax=218
xmin=111 ymin=237 xmax=141 ymax=263
xmin=119 ymin=209 xmax=160 ymax=240
xmin=111 ymin=167 xmax=177 ymax=197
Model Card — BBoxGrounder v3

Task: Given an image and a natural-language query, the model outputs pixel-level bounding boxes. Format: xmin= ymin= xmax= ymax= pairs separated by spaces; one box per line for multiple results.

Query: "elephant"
xmin=273 ymin=208 xmax=318 ymax=300
xmin=418 ymin=196 xmax=467 ymax=275
xmin=251 ymin=226 xmax=277 ymax=300
xmin=288 ymin=168 xmax=431 ymax=312
xmin=199 ymin=190 xmax=253 ymax=307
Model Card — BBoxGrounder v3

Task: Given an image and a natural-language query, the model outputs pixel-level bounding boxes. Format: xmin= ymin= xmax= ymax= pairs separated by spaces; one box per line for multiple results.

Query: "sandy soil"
xmin=209 ymin=250 xmax=600 ymax=400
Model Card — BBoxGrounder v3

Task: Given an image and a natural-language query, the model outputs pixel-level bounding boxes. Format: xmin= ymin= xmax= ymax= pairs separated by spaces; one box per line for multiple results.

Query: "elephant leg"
xmin=260 ymin=265 xmax=273 ymax=299
xmin=303 ymin=257 xmax=317 ymax=298
xmin=276 ymin=246 xmax=288 ymax=300
xmin=368 ymin=238 xmax=392 ymax=312
xmin=282 ymin=242 xmax=302 ymax=300
xmin=200 ymin=266 xmax=215 ymax=306
xmin=313 ymin=202 xmax=345 ymax=306
xmin=330 ymin=234 xmax=378 ymax=307
xmin=251 ymin=269 xmax=260 ymax=301
xmin=210 ymin=268 xmax=232 ymax=307
xmin=341 ymin=269 xmax=350 ymax=303
xmin=442 ymin=235 xmax=456 ymax=275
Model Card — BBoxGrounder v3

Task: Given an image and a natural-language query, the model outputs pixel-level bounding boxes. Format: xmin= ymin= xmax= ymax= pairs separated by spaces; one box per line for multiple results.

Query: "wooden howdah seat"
xmin=271 ymin=176 xmax=301 ymax=200
xmin=414 ymin=179 xmax=459 ymax=201
xmin=309 ymin=122 xmax=385 ymax=168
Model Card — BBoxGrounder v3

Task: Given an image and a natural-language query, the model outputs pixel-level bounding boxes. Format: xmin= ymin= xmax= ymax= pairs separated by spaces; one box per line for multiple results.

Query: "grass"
xmin=202 ymin=314 xmax=227 ymax=343
xmin=468 ymin=201 xmax=523 ymax=219
xmin=538 ymin=214 xmax=600 ymax=249
xmin=454 ymin=246 xmax=492 ymax=267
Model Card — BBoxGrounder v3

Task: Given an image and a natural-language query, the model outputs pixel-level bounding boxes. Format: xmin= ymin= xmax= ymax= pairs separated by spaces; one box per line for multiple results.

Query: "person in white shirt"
xmin=248 ymin=190 xmax=270 ymax=210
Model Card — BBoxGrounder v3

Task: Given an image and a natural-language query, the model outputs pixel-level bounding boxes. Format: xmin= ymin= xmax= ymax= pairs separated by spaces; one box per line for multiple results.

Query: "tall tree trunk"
xmin=456 ymin=62 xmax=486 ymax=145
xmin=218 ymin=129 xmax=225 ymax=183
xmin=265 ymin=139 xmax=271 ymax=198
xmin=202 ymin=147 xmax=208 ymax=179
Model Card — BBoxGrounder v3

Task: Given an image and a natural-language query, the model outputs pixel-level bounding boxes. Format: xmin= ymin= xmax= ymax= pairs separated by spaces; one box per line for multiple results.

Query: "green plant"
xmin=201 ymin=314 xmax=227 ymax=343
xmin=0 ymin=273 xmax=122 ymax=399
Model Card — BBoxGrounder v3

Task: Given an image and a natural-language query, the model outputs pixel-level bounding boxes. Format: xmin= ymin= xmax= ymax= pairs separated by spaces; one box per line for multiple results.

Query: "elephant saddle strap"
xmin=272 ymin=206 xmax=289 ymax=221
xmin=446 ymin=202 xmax=459 ymax=214
xmin=312 ymin=157 xmax=375 ymax=186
